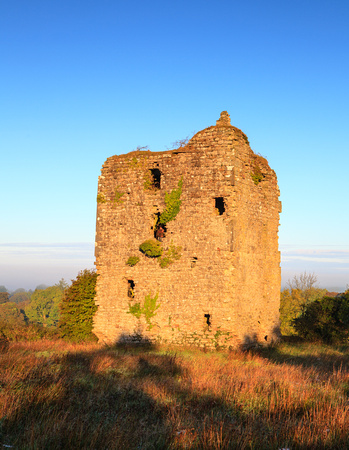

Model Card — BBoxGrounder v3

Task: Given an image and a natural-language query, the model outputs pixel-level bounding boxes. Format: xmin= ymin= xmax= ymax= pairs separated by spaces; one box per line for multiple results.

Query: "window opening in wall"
xmin=150 ymin=168 xmax=161 ymax=189
xmin=154 ymin=212 xmax=167 ymax=240
xmin=191 ymin=257 xmax=198 ymax=268
xmin=127 ymin=280 xmax=135 ymax=298
xmin=155 ymin=224 xmax=165 ymax=241
xmin=204 ymin=314 xmax=211 ymax=327
xmin=215 ymin=197 xmax=226 ymax=215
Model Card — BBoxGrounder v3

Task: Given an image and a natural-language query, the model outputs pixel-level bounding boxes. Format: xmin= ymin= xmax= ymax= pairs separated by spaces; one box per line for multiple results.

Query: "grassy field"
xmin=1 ymin=339 xmax=349 ymax=449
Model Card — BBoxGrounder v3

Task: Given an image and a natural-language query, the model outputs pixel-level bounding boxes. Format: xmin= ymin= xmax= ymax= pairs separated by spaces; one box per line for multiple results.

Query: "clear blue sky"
xmin=1 ymin=0 xmax=348 ymax=291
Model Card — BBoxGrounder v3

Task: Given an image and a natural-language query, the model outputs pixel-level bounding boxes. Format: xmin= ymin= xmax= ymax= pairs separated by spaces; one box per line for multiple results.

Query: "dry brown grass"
xmin=1 ymin=339 xmax=349 ymax=449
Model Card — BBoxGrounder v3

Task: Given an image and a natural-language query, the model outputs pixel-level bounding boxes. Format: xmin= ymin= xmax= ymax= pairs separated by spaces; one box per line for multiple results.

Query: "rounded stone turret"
xmin=216 ymin=111 xmax=232 ymax=127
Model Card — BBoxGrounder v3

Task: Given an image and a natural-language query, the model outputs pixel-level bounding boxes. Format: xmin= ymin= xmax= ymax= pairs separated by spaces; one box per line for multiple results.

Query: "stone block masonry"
xmin=93 ymin=111 xmax=281 ymax=348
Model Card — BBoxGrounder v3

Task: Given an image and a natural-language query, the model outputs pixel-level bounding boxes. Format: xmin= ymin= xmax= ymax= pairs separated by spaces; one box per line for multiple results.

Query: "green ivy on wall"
xmin=127 ymin=292 xmax=160 ymax=330
xmin=159 ymin=244 xmax=182 ymax=268
xmin=158 ymin=177 xmax=183 ymax=225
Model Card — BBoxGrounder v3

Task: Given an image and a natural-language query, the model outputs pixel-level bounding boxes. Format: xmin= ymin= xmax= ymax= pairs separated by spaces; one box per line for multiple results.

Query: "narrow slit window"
xmin=150 ymin=168 xmax=161 ymax=189
xmin=215 ymin=197 xmax=226 ymax=215
xmin=204 ymin=314 xmax=211 ymax=327
xmin=127 ymin=280 xmax=135 ymax=298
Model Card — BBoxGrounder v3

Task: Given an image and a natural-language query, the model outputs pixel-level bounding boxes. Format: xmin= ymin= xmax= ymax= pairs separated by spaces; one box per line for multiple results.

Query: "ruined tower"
xmin=93 ymin=111 xmax=281 ymax=347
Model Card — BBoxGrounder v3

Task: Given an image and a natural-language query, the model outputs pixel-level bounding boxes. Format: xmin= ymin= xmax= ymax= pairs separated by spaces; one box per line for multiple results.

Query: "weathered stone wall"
xmin=94 ymin=111 xmax=281 ymax=348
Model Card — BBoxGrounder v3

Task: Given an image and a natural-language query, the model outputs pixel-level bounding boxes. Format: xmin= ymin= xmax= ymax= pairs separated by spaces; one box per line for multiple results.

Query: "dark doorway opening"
xmin=127 ymin=280 xmax=135 ymax=298
xmin=204 ymin=314 xmax=211 ymax=327
xmin=150 ymin=168 xmax=161 ymax=189
xmin=215 ymin=197 xmax=225 ymax=215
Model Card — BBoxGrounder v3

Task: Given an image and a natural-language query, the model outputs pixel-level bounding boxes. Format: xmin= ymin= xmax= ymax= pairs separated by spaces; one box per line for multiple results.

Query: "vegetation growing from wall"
xmin=158 ymin=177 xmax=183 ymax=225
xmin=159 ymin=244 xmax=182 ymax=268
xmin=250 ymin=163 xmax=263 ymax=185
xmin=126 ymin=256 xmax=140 ymax=267
xmin=127 ymin=292 xmax=160 ymax=330
xmin=139 ymin=239 xmax=163 ymax=258
xmin=112 ymin=187 xmax=125 ymax=206
xmin=97 ymin=188 xmax=125 ymax=206
xmin=171 ymin=136 xmax=190 ymax=148
xmin=59 ymin=269 xmax=98 ymax=342
xmin=97 ymin=193 xmax=106 ymax=203
xmin=143 ymin=170 xmax=155 ymax=191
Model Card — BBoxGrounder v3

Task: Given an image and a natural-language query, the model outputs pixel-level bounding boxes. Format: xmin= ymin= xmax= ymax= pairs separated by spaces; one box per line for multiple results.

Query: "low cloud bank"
xmin=281 ymin=245 xmax=349 ymax=292
xmin=0 ymin=243 xmax=95 ymax=291
xmin=1 ymin=243 xmax=348 ymax=293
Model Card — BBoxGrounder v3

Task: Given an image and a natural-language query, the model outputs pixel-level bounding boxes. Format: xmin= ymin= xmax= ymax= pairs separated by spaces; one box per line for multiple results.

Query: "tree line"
xmin=0 ymin=269 xmax=97 ymax=342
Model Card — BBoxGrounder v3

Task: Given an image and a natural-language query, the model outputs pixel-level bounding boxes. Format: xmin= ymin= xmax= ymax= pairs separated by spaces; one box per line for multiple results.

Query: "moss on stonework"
xmin=143 ymin=170 xmax=154 ymax=191
xmin=129 ymin=156 xmax=140 ymax=168
xmin=112 ymin=187 xmax=125 ymax=206
xmin=126 ymin=256 xmax=140 ymax=266
xmin=97 ymin=193 xmax=106 ymax=203
xmin=251 ymin=164 xmax=264 ymax=185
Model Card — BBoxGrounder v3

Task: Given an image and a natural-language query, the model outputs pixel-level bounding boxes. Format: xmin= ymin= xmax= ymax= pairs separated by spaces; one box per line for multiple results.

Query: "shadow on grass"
xmin=245 ymin=337 xmax=349 ymax=376
xmin=2 ymin=339 xmax=349 ymax=449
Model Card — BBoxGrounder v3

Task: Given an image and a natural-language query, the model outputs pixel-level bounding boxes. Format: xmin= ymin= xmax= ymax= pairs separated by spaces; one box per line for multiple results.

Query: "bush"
xmin=293 ymin=291 xmax=349 ymax=344
xmin=59 ymin=269 xmax=98 ymax=342
xmin=280 ymin=287 xmax=326 ymax=335
xmin=0 ymin=321 xmax=59 ymax=341
xmin=139 ymin=240 xmax=163 ymax=258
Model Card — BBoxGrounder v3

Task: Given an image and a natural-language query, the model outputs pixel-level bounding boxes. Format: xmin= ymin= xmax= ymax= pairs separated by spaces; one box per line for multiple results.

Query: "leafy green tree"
xmin=293 ymin=291 xmax=349 ymax=344
xmin=25 ymin=286 xmax=63 ymax=327
xmin=10 ymin=291 xmax=31 ymax=305
xmin=287 ymin=271 xmax=318 ymax=291
xmin=280 ymin=272 xmax=326 ymax=335
xmin=55 ymin=278 xmax=69 ymax=292
xmin=0 ymin=292 xmax=9 ymax=304
xmin=0 ymin=302 xmax=25 ymax=325
xmin=13 ymin=288 xmax=26 ymax=294
xmin=35 ymin=284 xmax=48 ymax=291
xmin=0 ymin=286 xmax=8 ymax=292
xmin=59 ymin=269 xmax=98 ymax=342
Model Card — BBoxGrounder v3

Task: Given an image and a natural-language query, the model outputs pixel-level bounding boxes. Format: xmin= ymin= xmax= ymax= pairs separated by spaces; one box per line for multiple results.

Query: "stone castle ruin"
xmin=93 ymin=111 xmax=281 ymax=348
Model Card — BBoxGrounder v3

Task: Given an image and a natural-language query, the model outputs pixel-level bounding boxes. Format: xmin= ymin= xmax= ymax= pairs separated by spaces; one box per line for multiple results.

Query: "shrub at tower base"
xmin=59 ymin=269 xmax=98 ymax=342
xmin=293 ymin=290 xmax=349 ymax=344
